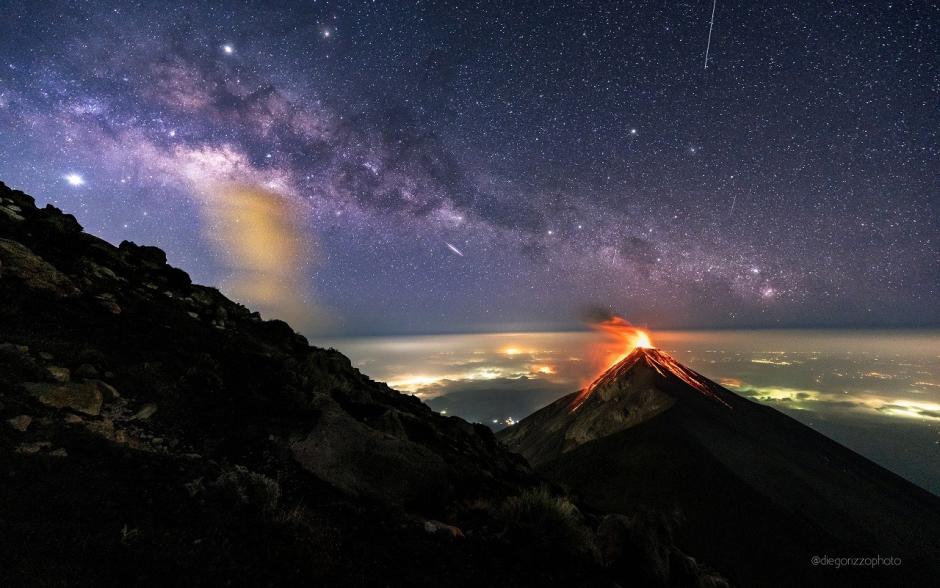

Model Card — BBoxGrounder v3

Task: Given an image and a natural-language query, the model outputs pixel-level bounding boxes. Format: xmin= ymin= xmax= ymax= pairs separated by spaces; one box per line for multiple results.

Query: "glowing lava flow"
xmin=571 ymin=318 xmax=733 ymax=412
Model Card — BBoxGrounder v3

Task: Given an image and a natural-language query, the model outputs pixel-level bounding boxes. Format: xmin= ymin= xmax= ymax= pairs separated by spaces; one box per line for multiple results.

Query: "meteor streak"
xmin=445 ymin=242 xmax=464 ymax=256
xmin=704 ymin=0 xmax=717 ymax=70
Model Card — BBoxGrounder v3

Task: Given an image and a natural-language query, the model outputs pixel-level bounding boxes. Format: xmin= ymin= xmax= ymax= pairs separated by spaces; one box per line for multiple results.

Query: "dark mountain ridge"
xmin=0 ymin=181 xmax=730 ymax=586
xmin=499 ymin=346 xmax=940 ymax=586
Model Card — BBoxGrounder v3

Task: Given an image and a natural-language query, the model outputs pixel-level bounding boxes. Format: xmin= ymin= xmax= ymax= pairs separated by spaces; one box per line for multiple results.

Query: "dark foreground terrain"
xmin=0 ymin=182 xmax=727 ymax=587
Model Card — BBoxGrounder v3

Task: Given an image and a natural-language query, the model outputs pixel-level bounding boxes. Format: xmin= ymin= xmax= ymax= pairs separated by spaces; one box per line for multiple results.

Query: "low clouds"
xmin=425 ymin=377 xmax=572 ymax=429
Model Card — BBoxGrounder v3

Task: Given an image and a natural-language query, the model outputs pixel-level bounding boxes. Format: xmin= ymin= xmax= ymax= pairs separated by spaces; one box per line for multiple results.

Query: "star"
xmin=64 ymin=173 xmax=84 ymax=186
xmin=222 ymin=44 xmax=234 ymax=55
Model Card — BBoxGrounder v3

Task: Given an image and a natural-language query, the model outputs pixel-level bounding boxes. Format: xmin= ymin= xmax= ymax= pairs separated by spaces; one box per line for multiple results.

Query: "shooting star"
xmin=445 ymin=242 xmax=465 ymax=257
xmin=704 ymin=0 xmax=717 ymax=70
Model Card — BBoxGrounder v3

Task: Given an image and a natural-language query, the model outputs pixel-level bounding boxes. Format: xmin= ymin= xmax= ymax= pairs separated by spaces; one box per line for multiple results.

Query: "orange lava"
xmin=585 ymin=316 xmax=653 ymax=381
xmin=572 ymin=317 xmax=733 ymax=412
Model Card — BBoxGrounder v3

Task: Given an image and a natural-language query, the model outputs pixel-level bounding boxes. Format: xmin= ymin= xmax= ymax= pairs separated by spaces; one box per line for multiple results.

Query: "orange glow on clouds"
xmin=585 ymin=316 xmax=654 ymax=382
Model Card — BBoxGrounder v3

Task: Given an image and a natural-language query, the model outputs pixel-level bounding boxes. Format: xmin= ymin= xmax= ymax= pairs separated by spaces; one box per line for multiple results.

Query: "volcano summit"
xmin=499 ymin=345 xmax=940 ymax=585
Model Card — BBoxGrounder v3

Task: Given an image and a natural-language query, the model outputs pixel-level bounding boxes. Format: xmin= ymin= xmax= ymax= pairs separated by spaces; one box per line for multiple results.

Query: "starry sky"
xmin=0 ymin=1 xmax=937 ymax=335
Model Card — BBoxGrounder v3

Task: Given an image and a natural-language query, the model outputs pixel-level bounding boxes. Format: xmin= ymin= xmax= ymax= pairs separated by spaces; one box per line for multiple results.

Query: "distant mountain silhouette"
xmin=499 ymin=346 xmax=940 ymax=586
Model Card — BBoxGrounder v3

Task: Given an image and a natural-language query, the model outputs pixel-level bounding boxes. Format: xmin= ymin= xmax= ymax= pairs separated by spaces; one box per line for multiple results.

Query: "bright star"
xmin=222 ymin=44 xmax=234 ymax=54
xmin=64 ymin=173 xmax=84 ymax=186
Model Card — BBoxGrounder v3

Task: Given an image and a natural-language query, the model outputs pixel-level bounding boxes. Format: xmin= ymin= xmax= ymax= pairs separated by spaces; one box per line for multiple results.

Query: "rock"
xmin=64 ymin=414 xmax=83 ymax=424
xmin=37 ymin=205 xmax=82 ymax=234
xmin=49 ymin=448 xmax=68 ymax=458
xmin=131 ymin=403 xmax=158 ymax=420
xmin=83 ymin=418 xmax=115 ymax=440
xmin=94 ymin=293 xmax=122 ymax=314
xmin=0 ymin=342 xmax=29 ymax=354
xmin=74 ymin=363 xmax=99 ymax=378
xmin=90 ymin=379 xmax=120 ymax=400
xmin=119 ymin=240 xmax=167 ymax=267
xmin=7 ymin=414 xmax=32 ymax=432
xmin=290 ymin=400 xmax=449 ymax=505
xmin=46 ymin=366 xmax=71 ymax=382
xmin=23 ymin=381 xmax=103 ymax=416
xmin=15 ymin=441 xmax=51 ymax=454
xmin=184 ymin=477 xmax=205 ymax=497
xmin=151 ymin=437 xmax=164 ymax=445
xmin=38 ymin=351 xmax=54 ymax=361
xmin=80 ymin=259 xmax=123 ymax=282
xmin=0 ymin=205 xmax=25 ymax=222
xmin=423 ymin=520 xmax=465 ymax=539
xmin=0 ymin=238 xmax=80 ymax=297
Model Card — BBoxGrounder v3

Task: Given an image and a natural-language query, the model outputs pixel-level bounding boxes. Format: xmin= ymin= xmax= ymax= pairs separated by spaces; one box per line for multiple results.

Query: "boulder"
xmin=75 ymin=363 xmax=99 ymax=378
xmin=131 ymin=402 xmax=158 ymax=420
xmin=290 ymin=400 xmax=449 ymax=506
xmin=46 ymin=366 xmax=71 ymax=382
xmin=23 ymin=381 xmax=103 ymax=416
xmin=0 ymin=342 xmax=29 ymax=355
xmin=90 ymin=379 xmax=120 ymax=400
xmin=7 ymin=414 xmax=32 ymax=432
xmin=119 ymin=240 xmax=167 ymax=267
xmin=0 ymin=239 xmax=80 ymax=297
xmin=423 ymin=520 xmax=465 ymax=539
xmin=15 ymin=441 xmax=52 ymax=454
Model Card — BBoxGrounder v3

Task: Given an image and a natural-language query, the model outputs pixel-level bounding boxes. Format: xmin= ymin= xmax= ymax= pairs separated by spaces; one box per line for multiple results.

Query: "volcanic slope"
xmin=498 ymin=346 xmax=940 ymax=586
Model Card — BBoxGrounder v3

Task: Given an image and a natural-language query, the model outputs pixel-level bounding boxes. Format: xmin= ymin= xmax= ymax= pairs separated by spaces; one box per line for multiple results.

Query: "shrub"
xmin=496 ymin=487 xmax=597 ymax=560
xmin=211 ymin=465 xmax=280 ymax=515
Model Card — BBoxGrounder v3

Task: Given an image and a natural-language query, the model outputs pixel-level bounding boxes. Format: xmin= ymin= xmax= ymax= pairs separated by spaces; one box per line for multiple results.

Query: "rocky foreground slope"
xmin=0 ymin=182 xmax=725 ymax=587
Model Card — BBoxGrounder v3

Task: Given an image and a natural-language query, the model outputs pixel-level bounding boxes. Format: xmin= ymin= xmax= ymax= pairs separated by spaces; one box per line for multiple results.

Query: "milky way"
xmin=0 ymin=1 xmax=936 ymax=335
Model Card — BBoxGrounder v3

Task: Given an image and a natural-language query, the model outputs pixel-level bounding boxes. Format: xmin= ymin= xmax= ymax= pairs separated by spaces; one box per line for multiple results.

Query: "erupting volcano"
xmin=572 ymin=324 xmax=731 ymax=412
xmin=498 ymin=329 xmax=940 ymax=586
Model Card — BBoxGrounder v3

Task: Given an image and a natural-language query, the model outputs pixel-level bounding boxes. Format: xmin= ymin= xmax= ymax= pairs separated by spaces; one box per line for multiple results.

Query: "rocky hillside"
xmin=0 ymin=182 xmax=726 ymax=587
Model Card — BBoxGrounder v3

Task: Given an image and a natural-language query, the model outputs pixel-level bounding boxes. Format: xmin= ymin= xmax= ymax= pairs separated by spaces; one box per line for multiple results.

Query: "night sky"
xmin=0 ymin=1 xmax=936 ymax=335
